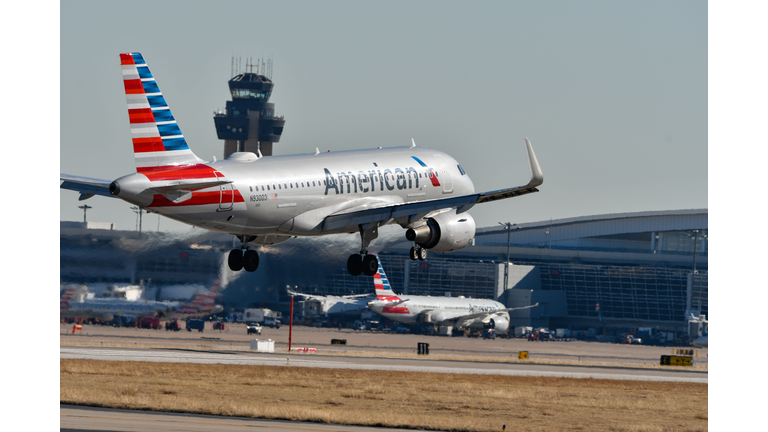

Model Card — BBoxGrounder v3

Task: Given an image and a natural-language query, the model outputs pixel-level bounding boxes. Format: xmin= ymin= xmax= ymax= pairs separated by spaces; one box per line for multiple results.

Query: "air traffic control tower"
xmin=213 ymin=67 xmax=286 ymax=157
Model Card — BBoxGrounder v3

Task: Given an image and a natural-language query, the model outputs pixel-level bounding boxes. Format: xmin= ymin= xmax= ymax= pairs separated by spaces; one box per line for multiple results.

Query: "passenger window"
xmin=267 ymin=185 xmax=270 ymax=190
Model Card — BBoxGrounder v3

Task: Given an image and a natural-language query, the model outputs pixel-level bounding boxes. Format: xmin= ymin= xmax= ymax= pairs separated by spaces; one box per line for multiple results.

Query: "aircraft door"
xmin=442 ymin=168 xmax=453 ymax=193
xmin=217 ymin=173 xmax=234 ymax=211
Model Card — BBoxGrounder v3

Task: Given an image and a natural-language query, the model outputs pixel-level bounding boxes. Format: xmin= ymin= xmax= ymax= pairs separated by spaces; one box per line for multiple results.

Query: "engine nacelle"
xmin=405 ymin=212 xmax=476 ymax=253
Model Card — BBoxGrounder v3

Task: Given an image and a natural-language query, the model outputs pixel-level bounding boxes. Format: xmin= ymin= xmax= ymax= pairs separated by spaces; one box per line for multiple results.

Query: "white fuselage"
xmin=60 ymin=298 xmax=175 ymax=320
xmin=368 ymin=295 xmax=511 ymax=333
xmin=119 ymin=146 xmax=474 ymax=238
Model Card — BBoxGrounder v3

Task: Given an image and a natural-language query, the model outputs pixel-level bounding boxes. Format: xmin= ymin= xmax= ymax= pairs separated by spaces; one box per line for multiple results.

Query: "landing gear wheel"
xmin=243 ymin=250 xmax=259 ymax=272
xmin=347 ymin=254 xmax=363 ymax=276
xmin=228 ymin=249 xmax=243 ymax=271
xmin=417 ymin=247 xmax=428 ymax=261
xmin=409 ymin=247 xmax=419 ymax=261
xmin=362 ymin=254 xmax=379 ymax=276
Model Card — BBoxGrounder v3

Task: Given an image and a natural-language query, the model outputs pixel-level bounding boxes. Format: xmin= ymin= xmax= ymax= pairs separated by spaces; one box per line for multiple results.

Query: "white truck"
xmin=243 ymin=308 xmax=282 ymax=328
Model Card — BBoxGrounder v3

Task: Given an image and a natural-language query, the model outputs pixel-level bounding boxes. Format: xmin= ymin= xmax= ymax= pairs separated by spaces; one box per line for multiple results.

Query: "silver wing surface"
xmin=60 ymin=174 xmax=114 ymax=201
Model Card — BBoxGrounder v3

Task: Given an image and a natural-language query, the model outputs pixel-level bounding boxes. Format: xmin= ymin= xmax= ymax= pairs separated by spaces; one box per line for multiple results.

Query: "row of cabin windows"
xmin=246 ymin=170 xmax=442 ymax=193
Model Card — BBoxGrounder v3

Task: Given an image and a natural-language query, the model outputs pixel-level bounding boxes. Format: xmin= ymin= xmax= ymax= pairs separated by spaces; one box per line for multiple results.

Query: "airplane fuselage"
xmin=114 ymin=146 xmax=474 ymax=238
xmin=368 ymin=295 xmax=510 ymax=333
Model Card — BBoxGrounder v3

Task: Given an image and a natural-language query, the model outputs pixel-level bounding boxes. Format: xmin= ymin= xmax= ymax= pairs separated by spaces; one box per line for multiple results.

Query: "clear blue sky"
xmin=58 ymin=0 xmax=707 ymax=232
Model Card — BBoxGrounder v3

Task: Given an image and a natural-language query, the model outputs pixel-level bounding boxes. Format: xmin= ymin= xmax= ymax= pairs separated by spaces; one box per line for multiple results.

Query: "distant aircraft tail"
xmin=60 ymin=286 xmax=80 ymax=310
xmin=120 ymin=53 xmax=202 ymax=172
xmin=373 ymin=258 xmax=398 ymax=300
xmin=175 ymin=278 xmax=220 ymax=316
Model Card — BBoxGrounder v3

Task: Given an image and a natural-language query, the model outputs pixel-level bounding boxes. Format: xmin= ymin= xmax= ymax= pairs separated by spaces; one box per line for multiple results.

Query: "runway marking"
xmin=60 ymin=347 xmax=707 ymax=383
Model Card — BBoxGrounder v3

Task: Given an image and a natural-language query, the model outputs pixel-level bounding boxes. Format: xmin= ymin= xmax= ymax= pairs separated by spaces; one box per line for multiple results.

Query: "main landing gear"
xmin=347 ymin=224 xmax=379 ymax=277
xmin=409 ymin=245 xmax=428 ymax=261
xmin=228 ymin=236 xmax=259 ymax=272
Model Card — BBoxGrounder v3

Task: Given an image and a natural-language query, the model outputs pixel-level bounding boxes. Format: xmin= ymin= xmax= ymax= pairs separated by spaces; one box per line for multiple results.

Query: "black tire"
xmin=409 ymin=247 xmax=419 ymax=261
xmin=243 ymin=250 xmax=259 ymax=272
xmin=418 ymin=247 xmax=428 ymax=261
xmin=228 ymin=249 xmax=244 ymax=271
xmin=362 ymin=254 xmax=378 ymax=276
xmin=347 ymin=254 xmax=363 ymax=276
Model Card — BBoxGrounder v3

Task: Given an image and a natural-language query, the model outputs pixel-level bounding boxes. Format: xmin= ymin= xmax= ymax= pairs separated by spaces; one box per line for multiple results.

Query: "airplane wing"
xmin=60 ymin=174 xmax=114 ymax=201
xmin=321 ymin=138 xmax=543 ymax=232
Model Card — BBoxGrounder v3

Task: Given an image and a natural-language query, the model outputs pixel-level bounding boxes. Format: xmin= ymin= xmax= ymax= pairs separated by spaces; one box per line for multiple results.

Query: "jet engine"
xmin=405 ymin=212 xmax=476 ymax=253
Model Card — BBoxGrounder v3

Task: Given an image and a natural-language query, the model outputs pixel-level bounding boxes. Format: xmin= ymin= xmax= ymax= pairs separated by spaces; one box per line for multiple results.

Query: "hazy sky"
xmin=59 ymin=0 xmax=707 ymax=232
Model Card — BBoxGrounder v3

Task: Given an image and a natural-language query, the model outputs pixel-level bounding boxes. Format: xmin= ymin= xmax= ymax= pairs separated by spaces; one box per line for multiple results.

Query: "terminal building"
xmin=60 ymin=209 xmax=707 ymax=335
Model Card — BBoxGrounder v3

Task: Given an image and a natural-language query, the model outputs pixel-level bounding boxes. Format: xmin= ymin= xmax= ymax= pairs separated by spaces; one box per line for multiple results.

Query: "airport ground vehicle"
xmin=482 ymin=329 xmax=496 ymax=339
xmin=246 ymin=323 xmax=262 ymax=335
xmin=137 ymin=316 xmax=161 ymax=329
xmin=186 ymin=319 xmax=205 ymax=332
xmin=164 ymin=320 xmax=181 ymax=331
xmin=264 ymin=316 xmax=281 ymax=328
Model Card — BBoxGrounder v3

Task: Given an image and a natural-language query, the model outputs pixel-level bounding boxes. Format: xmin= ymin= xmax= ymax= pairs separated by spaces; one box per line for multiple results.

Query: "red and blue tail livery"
xmin=120 ymin=53 xmax=202 ymax=172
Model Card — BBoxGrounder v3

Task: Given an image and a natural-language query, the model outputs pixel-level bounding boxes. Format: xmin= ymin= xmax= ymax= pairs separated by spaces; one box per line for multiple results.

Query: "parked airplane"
xmin=61 ymin=53 xmax=544 ymax=277
xmin=287 ymin=289 xmax=372 ymax=316
xmin=59 ymin=279 xmax=223 ymax=321
xmin=692 ymin=333 xmax=708 ymax=348
xmin=366 ymin=258 xmax=537 ymax=334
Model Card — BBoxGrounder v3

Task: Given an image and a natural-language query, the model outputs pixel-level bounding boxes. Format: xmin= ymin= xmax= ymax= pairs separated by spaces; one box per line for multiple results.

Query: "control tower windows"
xmin=231 ymin=89 xmax=271 ymax=100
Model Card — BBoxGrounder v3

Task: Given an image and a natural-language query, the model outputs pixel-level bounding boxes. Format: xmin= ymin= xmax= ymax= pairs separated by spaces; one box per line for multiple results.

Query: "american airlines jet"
xmin=61 ymin=53 xmax=544 ymax=277
xmin=366 ymin=258 xmax=537 ymax=334
xmin=59 ymin=280 xmax=223 ymax=321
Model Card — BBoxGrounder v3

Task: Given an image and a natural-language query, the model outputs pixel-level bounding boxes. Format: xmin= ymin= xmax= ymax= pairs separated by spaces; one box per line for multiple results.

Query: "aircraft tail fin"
xmin=60 ymin=286 xmax=80 ymax=310
xmin=120 ymin=53 xmax=202 ymax=173
xmin=176 ymin=278 xmax=220 ymax=315
xmin=373 ymin=257 xmax=397 ymax=299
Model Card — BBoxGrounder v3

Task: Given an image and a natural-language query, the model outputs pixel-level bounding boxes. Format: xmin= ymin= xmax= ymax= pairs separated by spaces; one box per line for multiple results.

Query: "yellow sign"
xmin=660 ymin=355 xmax=693 ymax=366
xmin=518 ymin=351 xmax=529 ymax=360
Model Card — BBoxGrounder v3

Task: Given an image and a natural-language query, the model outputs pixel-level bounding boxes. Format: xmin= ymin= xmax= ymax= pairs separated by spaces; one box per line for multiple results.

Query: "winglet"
xmin=524 ymin=138 xmax=543 ymax=188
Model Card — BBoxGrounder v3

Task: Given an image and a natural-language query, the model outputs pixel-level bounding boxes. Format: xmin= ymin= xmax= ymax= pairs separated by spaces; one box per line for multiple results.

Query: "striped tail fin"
xmin=60 ymin=286 xmax=80 ymax=310
xmin=373 ymin=258 xmax=398 ymax=299
xmin=120 ymin=53 xmax=202 ymax=172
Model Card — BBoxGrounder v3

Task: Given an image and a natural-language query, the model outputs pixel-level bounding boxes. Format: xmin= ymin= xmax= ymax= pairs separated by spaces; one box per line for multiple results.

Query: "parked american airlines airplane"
xmin=60 ymin=53 xmax=544 ymax=277
xmin=59 ymin=280 xmax=223 ymax=321
xmin=366 ymin=258 xmax=537 ymax=334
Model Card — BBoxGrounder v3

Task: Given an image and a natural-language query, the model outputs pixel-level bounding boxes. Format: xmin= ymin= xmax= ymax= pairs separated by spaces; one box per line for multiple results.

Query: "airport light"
xmin=131 ymin=206 xmax=144 ymax=235
xmin=78 ymin=204 xmax=92 ymax=223
xmin=685 ymin=230 xmax=707 ymax=274
xmin=498 ymin=222 xmax=518 ymax=292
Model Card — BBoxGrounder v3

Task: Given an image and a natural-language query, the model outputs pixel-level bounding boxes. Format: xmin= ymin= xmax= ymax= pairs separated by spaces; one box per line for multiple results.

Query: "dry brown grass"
xmin=60 ymin=359 xmax=707 ymax=432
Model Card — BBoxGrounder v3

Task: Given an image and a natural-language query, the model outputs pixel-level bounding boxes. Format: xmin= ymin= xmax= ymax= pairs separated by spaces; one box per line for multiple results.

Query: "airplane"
xmin=287 ymin=289 xmax=372 ymax=316
xmin=61 ymin=53 xmax=544 ymax=277
xmin=692 ymin=333 xmax=708 ymax=348
xmin=365 ymin=257 xmax=538 ymax=335
xmin=59 ymin=279 xmax=223 ymax=321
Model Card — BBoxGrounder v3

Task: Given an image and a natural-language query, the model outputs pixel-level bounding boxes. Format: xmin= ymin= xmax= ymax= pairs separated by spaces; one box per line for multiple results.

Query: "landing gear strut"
xmin=228 ymin=236 xmax=259 ymax=272
xmin=347 ymin=224 xmax=379 ymax=277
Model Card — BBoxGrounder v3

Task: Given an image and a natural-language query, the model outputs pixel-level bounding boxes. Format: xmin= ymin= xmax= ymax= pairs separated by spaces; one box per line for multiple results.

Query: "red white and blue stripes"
xmin=120 ymin=53 xmax=201 ymax=172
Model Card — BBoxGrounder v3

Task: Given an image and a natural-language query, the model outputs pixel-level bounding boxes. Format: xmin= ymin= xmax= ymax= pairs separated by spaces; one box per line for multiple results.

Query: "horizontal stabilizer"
xmin=60 ymin=174 xmax=114 ymax=200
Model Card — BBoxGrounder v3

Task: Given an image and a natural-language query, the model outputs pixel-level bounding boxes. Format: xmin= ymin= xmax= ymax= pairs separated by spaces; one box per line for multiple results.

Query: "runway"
xmin=61 ymin=404 xmax=419 ymax=432
xmin=60 ymin=345 xmax=707 ymax=383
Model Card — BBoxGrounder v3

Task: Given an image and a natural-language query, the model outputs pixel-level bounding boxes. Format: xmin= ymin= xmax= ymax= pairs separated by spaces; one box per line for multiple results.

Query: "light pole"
xmin=498 ymin=222 xmax=517 ymax=291
xmin=685 ymin=230 xmax=707 ymax=274
xmin=78 ymin=204 xmax=92 ymax=223
xmin=131 ymin=206 xmax=144 ymax=235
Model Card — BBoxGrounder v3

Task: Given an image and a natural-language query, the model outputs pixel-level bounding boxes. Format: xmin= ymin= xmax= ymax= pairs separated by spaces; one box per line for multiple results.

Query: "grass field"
xmin=60 ymin=359 xmax=707 ymax=432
